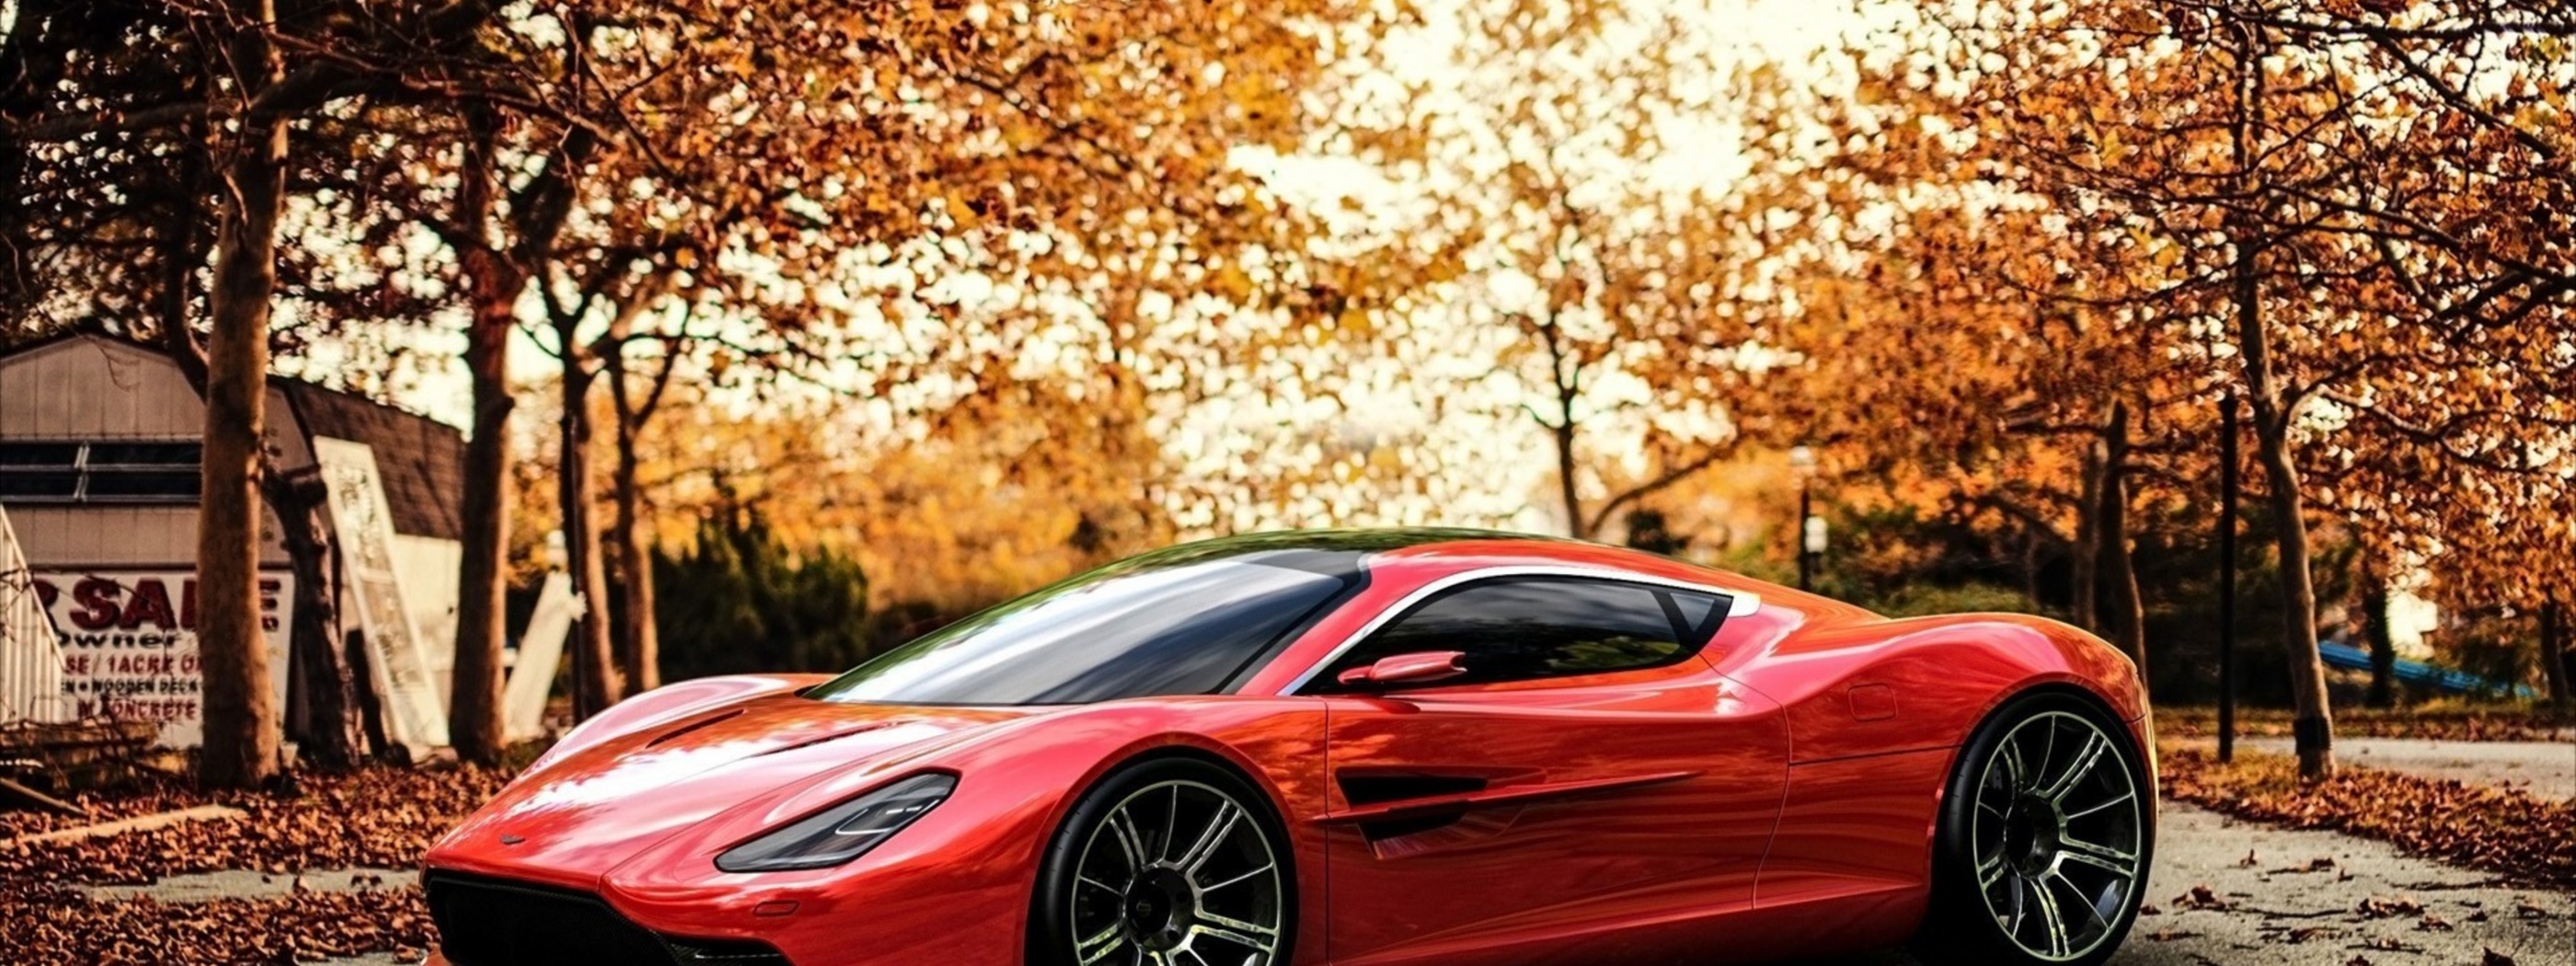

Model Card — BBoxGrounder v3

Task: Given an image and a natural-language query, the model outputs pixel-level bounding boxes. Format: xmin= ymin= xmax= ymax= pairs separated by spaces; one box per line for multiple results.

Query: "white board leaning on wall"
xmin=312 ymin=436 xmax=451 ymax=756
xmin=0 ymin=502 xmax=70 ymax=727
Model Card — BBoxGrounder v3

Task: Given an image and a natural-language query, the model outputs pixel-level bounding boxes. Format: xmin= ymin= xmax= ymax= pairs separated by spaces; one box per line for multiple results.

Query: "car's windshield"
xmin=805 ymin=547 xmax=1363 ymax=706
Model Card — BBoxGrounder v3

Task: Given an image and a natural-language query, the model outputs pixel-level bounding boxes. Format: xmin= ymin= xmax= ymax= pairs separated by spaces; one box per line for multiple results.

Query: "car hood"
xmin=431 ymin=694 xmax=1035 ymax=888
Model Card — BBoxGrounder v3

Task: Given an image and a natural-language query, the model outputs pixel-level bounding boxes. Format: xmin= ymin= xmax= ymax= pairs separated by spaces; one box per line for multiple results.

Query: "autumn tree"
xmin=2242 ymin=0 xmax=2576 ymax=699
xmin=497 ymin=0 xmax=1399 ymax=706
xmin=1813 ymin=0 xmax=2576 ymax=776
xmin=1318 ymin=0 xmax=1811 ymax=539
xmin=2 ymin=0 xmax=611 ymax=781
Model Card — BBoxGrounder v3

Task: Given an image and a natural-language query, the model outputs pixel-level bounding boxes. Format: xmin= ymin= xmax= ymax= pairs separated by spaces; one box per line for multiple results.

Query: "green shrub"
xmin=653 ymin=514 xmax=872 ymax=681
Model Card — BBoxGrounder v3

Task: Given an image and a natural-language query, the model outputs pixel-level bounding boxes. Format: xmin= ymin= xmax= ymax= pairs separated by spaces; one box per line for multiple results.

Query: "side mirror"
xmin=1337 ymin=650 xmax=1469 ymax=690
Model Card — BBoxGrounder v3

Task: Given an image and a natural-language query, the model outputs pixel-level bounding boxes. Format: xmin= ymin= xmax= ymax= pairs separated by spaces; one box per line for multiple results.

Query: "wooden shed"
xmin=0 ymin=333 xmax=466 ymax=747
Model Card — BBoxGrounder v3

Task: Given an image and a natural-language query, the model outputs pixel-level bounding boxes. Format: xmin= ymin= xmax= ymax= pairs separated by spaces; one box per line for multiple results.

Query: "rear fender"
xmin=1716 ymin=613 xmax=2143 ymax=765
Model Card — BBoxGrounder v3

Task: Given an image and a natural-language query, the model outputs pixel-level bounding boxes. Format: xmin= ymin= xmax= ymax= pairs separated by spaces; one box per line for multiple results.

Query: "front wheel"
xmin=1031 ymin=757 xmax=1294 ymax=966
xmin=1915 ymin=693 xmax=2152 ymax=966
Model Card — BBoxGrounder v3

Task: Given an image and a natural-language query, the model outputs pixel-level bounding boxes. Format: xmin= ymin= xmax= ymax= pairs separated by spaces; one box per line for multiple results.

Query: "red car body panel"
xmin=424 ymin=535 xmax=2151 ymax=966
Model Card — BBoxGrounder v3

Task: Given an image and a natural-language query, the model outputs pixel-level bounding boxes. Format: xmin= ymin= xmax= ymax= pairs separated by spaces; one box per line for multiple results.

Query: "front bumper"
xmin=419 ymin=828 xmax=1038 ymax=966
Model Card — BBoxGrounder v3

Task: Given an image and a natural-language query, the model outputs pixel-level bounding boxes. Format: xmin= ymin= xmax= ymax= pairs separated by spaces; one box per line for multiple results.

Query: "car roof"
xmin=1100 ymin=528 xmax=1548 ymax=588
xmin=1145 ymin=527 xmax=1724 ymax=589
xmin=1161 ymin=527 xmax=1558 ymax=555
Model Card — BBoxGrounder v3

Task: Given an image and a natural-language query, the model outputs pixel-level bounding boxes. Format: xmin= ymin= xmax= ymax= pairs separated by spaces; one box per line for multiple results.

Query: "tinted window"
xmin=1313 ymin=577 xmax=1703 ymax=692
xmin=809 ymin=554 xmax=1355 ymax=706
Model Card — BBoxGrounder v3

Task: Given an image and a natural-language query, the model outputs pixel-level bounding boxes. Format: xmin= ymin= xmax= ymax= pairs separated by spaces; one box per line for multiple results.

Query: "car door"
xmin=1304 ymin=575 xmax=1789 ymax=966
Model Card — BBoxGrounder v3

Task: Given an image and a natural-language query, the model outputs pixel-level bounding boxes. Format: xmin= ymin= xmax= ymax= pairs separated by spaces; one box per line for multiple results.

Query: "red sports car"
xmin=424 ymin=529 xmax=2154 ymax=966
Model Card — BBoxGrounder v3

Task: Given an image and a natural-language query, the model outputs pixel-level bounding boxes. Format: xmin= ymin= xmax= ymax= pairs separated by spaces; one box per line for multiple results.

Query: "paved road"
xmin=1773 ymin=802 xmax=2573 ymax=966
xmin=2235 ymin=737 xmax=2576 ymax=800
xmin=106 ymin=805 xmax=2568 ymax=966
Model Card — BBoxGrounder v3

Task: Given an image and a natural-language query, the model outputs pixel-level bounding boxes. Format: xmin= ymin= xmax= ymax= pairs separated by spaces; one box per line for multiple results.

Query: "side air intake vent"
xmin=1337 ymin=774 xmax=1488 ymax=807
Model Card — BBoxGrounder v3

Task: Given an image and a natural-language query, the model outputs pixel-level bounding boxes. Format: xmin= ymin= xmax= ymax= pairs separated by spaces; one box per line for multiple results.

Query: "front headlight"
xmin=715 ymin=773 xmax=957 ymax=873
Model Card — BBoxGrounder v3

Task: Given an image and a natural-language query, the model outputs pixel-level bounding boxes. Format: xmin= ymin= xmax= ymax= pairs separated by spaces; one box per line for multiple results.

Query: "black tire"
xmin=1912 ymin=691 xmax=2154 ymax=966
xmin=1030 ymin=756 xmax=1296 ymax=966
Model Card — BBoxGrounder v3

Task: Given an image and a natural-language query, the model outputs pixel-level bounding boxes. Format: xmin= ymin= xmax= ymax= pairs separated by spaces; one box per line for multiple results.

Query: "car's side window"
xmin=1311 ymin=577 xmax=1712 ymax=692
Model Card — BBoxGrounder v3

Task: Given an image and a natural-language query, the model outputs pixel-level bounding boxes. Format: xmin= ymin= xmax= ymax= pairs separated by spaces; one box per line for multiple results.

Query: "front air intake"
xmin=425 ymin=871 xmax=788 ymax=966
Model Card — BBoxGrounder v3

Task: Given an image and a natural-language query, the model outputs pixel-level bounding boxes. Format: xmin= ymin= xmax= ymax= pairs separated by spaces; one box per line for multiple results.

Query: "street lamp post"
xmin=1790 ymin=445 xmax=1818 ymax=592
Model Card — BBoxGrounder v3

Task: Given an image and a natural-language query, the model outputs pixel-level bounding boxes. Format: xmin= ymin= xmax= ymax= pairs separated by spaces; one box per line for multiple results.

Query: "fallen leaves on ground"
xmin=2278 ymin=925 xmax=2341 ymax=943
xmin=2355 ymin=896 xmax=2423 ymax=919
xmin=2174 ymin=884 xmax=2231 ymax=910
xmin=2158 ymin=707 xmax=2573 ymax=743
xmin=0 ymin=886 xmax=433 ymax=966
xmin=2271 ymin=856 xmax=2338 ymax=874
xmin=0 ymin=765 xmax=512 ymax=884
xmin=2160 ymin=744 xmax=2576 ymax=890
xmin=0 ymin=763 xmax=515 ymax=964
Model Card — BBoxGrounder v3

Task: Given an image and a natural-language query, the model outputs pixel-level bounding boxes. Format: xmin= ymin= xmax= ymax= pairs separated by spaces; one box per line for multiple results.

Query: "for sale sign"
xmin=29 ymin=570 xmax=294 ymax=748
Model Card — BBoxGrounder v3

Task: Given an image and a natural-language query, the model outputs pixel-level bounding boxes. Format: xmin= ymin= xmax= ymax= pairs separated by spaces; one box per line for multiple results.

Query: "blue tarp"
xmin=2317 ymin=639 xmax=2537 ymax=698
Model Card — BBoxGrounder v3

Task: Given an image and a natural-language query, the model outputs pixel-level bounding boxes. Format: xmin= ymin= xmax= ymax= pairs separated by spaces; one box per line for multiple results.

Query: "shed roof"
xmin=276 ymin=381 xmax=466 ymax=542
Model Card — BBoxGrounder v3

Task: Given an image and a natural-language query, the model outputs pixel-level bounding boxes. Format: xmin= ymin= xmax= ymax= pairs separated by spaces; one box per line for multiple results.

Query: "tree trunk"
xmin=193 ymin=0 xmax=287 ymax=790
xmin=598 ymin=286 xmax=675 ymax=697
xmin=2071 ymin=433 xmax=2105 ymax=634
xmin=558 ymin=351 xmax=620 ymax=719
xmin=344 ymin=627 xmax=391 ymax=759
xmin=1553 ymin=417 xmax=1583 ymax=540
xmin=2232 ymin=20 xmax=2333 ymax=780
xmin=2559 ymin=610 xmax=2576 ymax=709
xmin=270 ymin=471 xmax=363 ymax=769
xmin=2246 ymin=397 xmax=2333 ymax=777
xmin=2361 ymin=561 xmax=2397 ymax=709
xmin=153 ymin=98 xmax=359 ymax=773
xmin=447 ymin=108 xmax=514 ymax=765
xmin=2541 ymin=599 xmax=2570 ymax=707
xmin=1533 ymin=318 xmax=1589 ymax=539
xmin=2019 ymin=527 xmax=2041 ymax=611
xmin=2099 ymin=401 xmax=2148 ymax=682
xmin=610 ymin=423 xmax=660 ymax=695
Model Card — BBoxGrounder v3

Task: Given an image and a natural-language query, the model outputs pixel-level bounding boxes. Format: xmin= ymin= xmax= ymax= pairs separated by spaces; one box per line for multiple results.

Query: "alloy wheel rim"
xmin=1070 ymin=779 xmax=1283 ymax=966
xmin=1972 ymin=710 xmax=2144 ymax=962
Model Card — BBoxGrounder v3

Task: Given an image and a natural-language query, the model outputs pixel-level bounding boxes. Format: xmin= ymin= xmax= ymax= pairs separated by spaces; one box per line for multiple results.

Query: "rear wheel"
xmin=1915 ymin=693 xmax=2151 ymax=966
xmin=1032 ymin=757 xmax=1293 ymax=966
